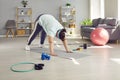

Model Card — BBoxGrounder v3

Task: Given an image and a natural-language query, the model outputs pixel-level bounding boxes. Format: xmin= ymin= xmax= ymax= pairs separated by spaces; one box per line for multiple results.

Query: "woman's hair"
xmin=59 ymin=29 xmax=66 ymax=41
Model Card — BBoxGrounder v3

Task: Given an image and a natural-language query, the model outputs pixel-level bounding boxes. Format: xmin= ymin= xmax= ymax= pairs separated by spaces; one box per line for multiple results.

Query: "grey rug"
xmin=31 ymin=47 xmax=89 ymax=59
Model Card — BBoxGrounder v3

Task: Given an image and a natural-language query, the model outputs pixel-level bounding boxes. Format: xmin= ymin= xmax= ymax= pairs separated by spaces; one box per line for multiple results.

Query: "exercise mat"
xmin=31 ymin=47 xmax=89 ymax=59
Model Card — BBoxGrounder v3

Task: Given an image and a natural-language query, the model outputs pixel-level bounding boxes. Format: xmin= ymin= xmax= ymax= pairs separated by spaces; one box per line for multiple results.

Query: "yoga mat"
xmin=31 ymin=47 xmax=89 ymax=59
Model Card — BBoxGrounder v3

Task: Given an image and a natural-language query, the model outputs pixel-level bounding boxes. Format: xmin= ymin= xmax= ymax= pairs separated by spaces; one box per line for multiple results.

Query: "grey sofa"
xmin=81 ymin=18 xmax=120 ymax=41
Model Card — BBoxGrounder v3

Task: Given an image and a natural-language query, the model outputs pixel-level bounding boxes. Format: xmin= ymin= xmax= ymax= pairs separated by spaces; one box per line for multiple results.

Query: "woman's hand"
xmin=48 ymin=36 xmax=58 ymax=56
xmin=50 ymin=53 xmax=58 ymax=56
xmin=66 ymin=50 xmax=73 ymax=53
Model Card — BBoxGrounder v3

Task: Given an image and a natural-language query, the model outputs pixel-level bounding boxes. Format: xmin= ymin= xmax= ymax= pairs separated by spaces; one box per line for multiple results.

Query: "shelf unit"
xmin=16 ymin=7 xmax=33 ymax=36
xmin=59 ymin=6 xmax=76 ymax=36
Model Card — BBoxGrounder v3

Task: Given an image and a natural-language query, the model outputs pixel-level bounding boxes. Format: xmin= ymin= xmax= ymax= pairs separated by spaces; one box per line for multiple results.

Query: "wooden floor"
xmin=0 ymin=37 xmax=120 ymax=80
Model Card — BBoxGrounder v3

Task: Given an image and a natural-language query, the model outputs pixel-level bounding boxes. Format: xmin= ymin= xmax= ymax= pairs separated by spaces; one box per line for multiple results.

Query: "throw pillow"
xmin=92 ymin=18 xmax=101 ymax=27
xmin=98 ymin=24 xmax=107 ymax=26
xmin=104 ymin=19 xmax=117 ymax=26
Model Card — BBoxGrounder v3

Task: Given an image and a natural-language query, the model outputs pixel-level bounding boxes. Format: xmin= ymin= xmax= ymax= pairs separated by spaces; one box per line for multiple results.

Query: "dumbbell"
xmin=34 ymin=63 xmax=44 ymax=70
xmin=41 ymin=53 xmax=50 ymax=60
xmin=79 ymin=43 xmax=88 ymax=49
xmin=83 ymin=43 xmax=87 ymax=49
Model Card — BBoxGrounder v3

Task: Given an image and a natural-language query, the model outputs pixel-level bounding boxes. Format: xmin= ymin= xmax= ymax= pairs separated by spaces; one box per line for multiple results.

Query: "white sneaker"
xmin=25 ymin=45 xmax=30 ymax=51
xmin=39 ymin=44 xmax=44 ymax=48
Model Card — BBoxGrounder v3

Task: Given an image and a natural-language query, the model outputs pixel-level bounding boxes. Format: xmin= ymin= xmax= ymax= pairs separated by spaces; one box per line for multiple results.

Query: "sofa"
xmin=80 ymin=18 xmax=120 ymax=41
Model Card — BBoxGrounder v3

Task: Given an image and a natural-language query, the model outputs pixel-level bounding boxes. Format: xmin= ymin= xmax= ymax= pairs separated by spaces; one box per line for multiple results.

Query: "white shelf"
xmin=17 ymin=7 xmax=31 ymax=9
xmin=16 ymin=7 xmax=33 ymax=36
xmin=59 ymin=6 xmax=76 ymax=26
xmin=59 ymin=6 xmax=76 ymax=36
xmin=61 ymin=6 xmax=74 ymax=9
xmin=17 ymin=28 xmax=32 ymax=30
xmin=17 ymin=22 xmax=31 ymax=24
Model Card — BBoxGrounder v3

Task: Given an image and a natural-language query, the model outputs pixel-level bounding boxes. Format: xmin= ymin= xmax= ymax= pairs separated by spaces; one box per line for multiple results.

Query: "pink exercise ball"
xmin=90 ymin=28 xmax=109 ymax=46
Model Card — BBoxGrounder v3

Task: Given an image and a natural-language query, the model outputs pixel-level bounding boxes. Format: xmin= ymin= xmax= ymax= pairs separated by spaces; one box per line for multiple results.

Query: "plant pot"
xmin=23 ymin=5 xmax=26 ymax=7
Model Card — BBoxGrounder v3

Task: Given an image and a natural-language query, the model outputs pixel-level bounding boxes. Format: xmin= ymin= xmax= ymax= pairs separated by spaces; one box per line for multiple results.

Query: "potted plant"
xmin=66 ymin=3 xmax=71 ymax=7
xmin=80 ymin=19 xmax=92 ymax=26
xmin=62 ymin=22 xmax=68 ymax=27
xmin=21 ymin=0 xmax=28 ymax=7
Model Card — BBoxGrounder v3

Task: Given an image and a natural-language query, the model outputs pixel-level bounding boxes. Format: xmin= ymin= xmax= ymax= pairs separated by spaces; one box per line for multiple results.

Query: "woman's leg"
xmin=40 ymin=29 xmax=47 ymax=45
xmin=27 ymin=21 xmax=42 ymax=45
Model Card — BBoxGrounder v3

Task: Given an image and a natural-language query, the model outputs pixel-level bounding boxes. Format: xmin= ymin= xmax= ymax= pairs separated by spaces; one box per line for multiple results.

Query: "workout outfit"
xmin=27 ymin=14 xmax=46 ymax=45
xmin=26 ymin=14 xmax=64 ymax=50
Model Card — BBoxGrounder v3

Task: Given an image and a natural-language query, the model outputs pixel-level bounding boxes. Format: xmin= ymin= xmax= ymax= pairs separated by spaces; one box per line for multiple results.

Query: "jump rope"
xmin=10 ymin=62 xmax=44 ymax=72
xmin=10 ymin=53 xmax=50 ymax=72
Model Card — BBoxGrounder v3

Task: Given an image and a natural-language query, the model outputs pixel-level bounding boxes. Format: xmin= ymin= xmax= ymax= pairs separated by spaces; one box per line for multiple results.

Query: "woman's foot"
xmin=39 ymin=44 xmax=44 ymax=48
xmin=25 ymin=45 xmax=30 ymax=51
xmin=50 ymin=54 xmax=57 ymax=56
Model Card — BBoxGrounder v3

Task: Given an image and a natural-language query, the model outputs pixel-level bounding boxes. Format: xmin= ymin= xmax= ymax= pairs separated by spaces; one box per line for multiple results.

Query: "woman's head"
xmin=56 ymin=29 xmax=66 ymax=41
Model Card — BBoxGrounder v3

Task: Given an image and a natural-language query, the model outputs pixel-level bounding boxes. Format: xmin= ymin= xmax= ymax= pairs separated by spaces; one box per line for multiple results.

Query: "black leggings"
xmin=27 ymin=15 xmax=46 ymax=45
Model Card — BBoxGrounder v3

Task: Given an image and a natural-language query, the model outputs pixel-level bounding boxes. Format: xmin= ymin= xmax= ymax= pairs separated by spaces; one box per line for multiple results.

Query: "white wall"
xmin=74 ymin=0 xmax=89 ymax=35
xmin=89 ymin=0 xmax=119 ymax=19
xmin=118 ymin=0 xmax=120 ymax=19
xmin=105 ymin=0 xmax=118 ymax=18
xmin=89 ymin=0 xmax=104 ymax=19
xmin=0 ymin=0 xmax=119 ymax=35
xmin=0 ymin=0 xmax=89 ymax=35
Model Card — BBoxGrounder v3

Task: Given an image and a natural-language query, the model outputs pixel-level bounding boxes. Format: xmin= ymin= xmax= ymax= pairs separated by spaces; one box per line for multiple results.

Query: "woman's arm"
xmin=48 ymin=36 xmax=57 ymax=56
xmin=62 ymin=38 xmax=72 ymax=53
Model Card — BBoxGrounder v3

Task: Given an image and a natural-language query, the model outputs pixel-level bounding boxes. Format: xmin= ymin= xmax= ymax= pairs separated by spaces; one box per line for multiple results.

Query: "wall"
xmin=89 ymin=0 xmax=119 ymax=19
xmin=89 ymin=0 xmax=105 ymax=19
xmin=0 ymin=0 xmax=89 ymax=35
xmin=90 ymin=0 xmax=101 ymax=19
xmin=105 ymin=0 xmax=118 ymax=18
xmin=118 ymin=0 xmax=120 ymax=19
xmin=75 ymin=0 xmax=89 ymax=34
xmin=0 ymin=0 xmax=19 ymax=34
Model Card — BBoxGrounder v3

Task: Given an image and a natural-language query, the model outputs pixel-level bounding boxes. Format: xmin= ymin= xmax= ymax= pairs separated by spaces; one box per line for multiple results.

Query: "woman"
xmin=25 ymin=14 xmax=72 ymax=56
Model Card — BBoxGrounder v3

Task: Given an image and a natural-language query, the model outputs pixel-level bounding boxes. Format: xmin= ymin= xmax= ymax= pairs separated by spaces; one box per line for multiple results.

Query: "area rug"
xmin=88 ymin=45 xmax=113 ymax=48
xmin=31 ymin=47 xmax=89 ymax=59
xmin=53 ymin=41 xmax=113 ymax=48
xmin=55 ymin=43 xmax=113 ymax=48
xmin=79 ymin=44 xmax=113 ymax=48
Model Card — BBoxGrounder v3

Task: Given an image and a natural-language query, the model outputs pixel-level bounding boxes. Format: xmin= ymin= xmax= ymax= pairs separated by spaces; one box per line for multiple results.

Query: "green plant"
xmin=62 ymin=22 xmax=68 ymax=27
xmin=80 ymin=19 xmax=92 ymax=26
xmin=66 ymin=3 xmax=71 ymax=6
xmin=21 ymin=0 xmax=28 ymax=7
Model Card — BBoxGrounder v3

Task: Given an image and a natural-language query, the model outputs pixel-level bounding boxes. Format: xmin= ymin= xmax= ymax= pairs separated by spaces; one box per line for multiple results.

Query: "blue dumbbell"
xmin=41 ymin=52 xmax=50 ymax=60
xmin=41 ymin=53 xmax=45 ymax=60
xmin=45 ymin=54 xmax=50 ymax=60
xmin=44 ymin=53 xmax=50 ymax=60
xmin=45 ymin=53 xmax=50 ymax=60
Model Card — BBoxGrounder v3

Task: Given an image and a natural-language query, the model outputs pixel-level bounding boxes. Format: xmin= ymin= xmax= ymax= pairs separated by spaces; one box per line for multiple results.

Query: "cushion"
xmin=97 ymin=25 xmax=115 ymax=29
xmin=92 ymin=19 xmax=100 ymax=27
xmin=98 ymin=24 xmax=107 ymax=26
xmin=99 ymin=19 xmax=105 ymax=24
xmin=104 ymin=19 xmax=117 ymax=26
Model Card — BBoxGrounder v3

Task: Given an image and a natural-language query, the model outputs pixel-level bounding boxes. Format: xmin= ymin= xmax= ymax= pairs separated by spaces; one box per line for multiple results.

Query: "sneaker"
xmin=39 ymin=44 xmax=44 ymax=48
xmin=25 ymin=45 xmax=30 ymax=51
